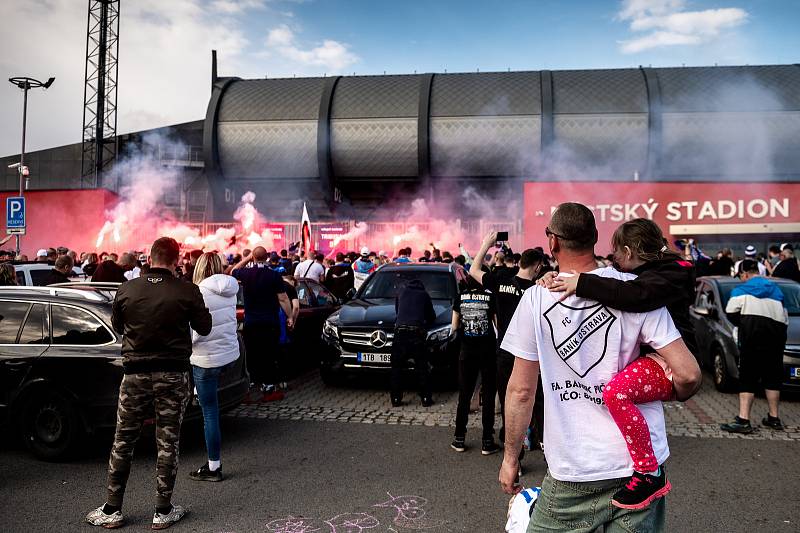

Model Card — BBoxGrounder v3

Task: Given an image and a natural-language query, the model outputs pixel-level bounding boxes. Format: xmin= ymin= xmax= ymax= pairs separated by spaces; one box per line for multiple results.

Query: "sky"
xmin=1 ymin=0 xmax=799 ymax=156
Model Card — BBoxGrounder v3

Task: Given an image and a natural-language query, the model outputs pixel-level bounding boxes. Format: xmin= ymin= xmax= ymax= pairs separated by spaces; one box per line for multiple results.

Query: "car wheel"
xmin=21 ymin=391 xmax=83 ymax=461
xmin=712 ymin=347 xmax=734 ymax=393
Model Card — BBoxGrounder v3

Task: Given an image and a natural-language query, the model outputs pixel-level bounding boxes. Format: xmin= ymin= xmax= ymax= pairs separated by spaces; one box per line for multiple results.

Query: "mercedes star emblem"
xmin=370 ymin=330 xmax=388 ymax=348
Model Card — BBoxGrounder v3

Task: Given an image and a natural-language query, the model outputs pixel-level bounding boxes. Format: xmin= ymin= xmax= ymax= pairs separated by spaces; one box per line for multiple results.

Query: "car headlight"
xmin=427 ymin=325 xmax=451 ymax=342
xmin=323 ymin=320 xmax=339 ymax=338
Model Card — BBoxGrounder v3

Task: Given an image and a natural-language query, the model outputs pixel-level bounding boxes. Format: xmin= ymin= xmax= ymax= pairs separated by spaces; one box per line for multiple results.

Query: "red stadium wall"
xmin=524 ymin=182 xmax=800 ymax=254
xmin=0 ymin=189 xmax=119 ymax=257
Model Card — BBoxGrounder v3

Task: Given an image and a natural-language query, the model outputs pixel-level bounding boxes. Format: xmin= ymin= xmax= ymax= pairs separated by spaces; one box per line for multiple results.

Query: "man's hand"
xmin=481 ymin=231 xmax=498 ymax=250
xmin=499 ymin=456 xmax=522 ymax=495
xmin=548 ymin=271 xmax=579 ymax=301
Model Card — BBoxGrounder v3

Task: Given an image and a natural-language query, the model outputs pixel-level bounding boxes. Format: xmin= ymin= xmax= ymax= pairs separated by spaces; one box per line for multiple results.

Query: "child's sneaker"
xmin=85 ymin=505 xmax=124 ymax=529
xmin=151 ymin=504 xmax=187 ymax=530
xmin=611 ymin=467 xmax=671 ymax=510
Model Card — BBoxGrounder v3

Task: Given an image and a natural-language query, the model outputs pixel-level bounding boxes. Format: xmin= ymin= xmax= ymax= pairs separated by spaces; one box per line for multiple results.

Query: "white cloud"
xmin=0 ymin=1 xmax=359 ymax=156
xmin=617 ymin=0 xmax=748 ymax=54
xmin=265 ymin=24 xmax=359 ymax=71
xmin=211 ymin=0 xmax=265 ymax=14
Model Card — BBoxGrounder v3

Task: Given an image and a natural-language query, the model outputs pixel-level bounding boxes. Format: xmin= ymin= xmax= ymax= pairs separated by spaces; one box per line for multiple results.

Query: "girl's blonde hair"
xmin=193 ymin=252 xmax=225 ymax=285
xmin=611 ymin=218 xmax=681 ymax=263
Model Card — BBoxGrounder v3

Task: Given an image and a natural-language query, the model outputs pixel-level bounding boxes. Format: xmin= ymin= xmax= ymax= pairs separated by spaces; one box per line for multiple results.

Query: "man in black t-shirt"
xmin=451 ymin=277 xmax=500 ymax=455
xmin=470 ymin=232 xmax=547 ymax=451
xmin=231 ymin=247 xmax=293 ymax=400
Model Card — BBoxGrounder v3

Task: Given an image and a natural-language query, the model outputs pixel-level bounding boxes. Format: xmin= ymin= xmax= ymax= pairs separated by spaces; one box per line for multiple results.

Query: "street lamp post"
xmin=7 ymin=76 xmax=55 ymax=256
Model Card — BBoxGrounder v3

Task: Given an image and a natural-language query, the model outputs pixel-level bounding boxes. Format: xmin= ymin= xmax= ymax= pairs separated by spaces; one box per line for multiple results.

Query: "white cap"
xmin=360 ymin=246 xmax=370 ymax=256
xmin=780 ymin=242 xmax=790 ymax=251
xmin=378 ymin=250 xmax=386 ymax=257
xmin=36 ymin=249 xmax=48 ymax=257
xmin=744 ymin=245 xmax=757 ymax=256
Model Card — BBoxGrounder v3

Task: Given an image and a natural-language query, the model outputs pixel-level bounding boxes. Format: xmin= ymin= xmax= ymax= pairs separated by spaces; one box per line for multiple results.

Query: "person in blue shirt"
xmin=230 ymin=247 xmax=293 ymax=401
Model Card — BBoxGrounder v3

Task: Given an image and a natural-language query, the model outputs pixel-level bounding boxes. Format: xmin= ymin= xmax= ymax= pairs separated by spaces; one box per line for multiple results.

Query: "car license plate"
xmin=791 ymin=367 xmax=800 ymax=378
xmin=358 ymin=352 xmax=391 ymax=363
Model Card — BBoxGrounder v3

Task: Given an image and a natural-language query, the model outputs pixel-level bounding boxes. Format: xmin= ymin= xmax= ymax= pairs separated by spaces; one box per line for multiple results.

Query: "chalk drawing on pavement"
xmin=265 ymin=492 xmax=449 ymax=532
xmin=374 ymin=493 xmax=445 ymax=530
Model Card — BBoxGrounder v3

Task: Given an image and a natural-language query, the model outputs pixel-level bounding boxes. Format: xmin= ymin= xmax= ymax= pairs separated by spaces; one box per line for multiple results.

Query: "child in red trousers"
xmin=545 ymin=218 xmax=695 ymax=509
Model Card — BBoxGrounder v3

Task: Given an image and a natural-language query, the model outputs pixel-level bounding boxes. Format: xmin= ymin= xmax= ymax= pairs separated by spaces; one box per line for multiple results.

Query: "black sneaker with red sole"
xmin=611 ymin=467 xmax=671 ymax=510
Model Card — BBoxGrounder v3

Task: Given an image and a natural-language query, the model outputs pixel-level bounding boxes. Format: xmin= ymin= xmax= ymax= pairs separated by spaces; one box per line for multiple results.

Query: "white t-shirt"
xmin=296 ymin=259 xmax=325 ymax=281
xmin=501 ymin=267 xmax=682 ymax=483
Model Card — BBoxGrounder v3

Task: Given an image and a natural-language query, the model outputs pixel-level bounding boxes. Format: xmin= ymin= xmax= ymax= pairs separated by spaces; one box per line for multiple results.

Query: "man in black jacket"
xmin=43 ymin=255 xmax=74 ymax=286
xmin=86 ymin=237 xmax=212 ymax=531
xmin=391 ymin=278 xmax=436 ymax=407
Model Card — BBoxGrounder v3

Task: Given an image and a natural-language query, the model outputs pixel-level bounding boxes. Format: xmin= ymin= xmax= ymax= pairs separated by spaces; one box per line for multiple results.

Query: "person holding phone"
xmin=469 ymin=232 xmax=549 ymax=455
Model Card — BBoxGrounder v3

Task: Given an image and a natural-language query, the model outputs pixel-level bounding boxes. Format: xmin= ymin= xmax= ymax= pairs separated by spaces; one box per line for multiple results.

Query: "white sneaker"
xmin=151 ymin=504 xmax=187 ymax=530
xmin=85 ymin=505 xmax=125 ymax=529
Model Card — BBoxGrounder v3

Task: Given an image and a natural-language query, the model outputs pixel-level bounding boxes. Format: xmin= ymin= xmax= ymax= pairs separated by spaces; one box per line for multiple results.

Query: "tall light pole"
xmin=7 ymin=76 xmax=55 ymax=256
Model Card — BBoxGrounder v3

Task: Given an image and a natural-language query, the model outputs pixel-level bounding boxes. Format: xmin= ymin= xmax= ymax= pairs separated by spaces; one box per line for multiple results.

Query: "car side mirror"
xmin=345 ymin=288 xmax=357 ymax=301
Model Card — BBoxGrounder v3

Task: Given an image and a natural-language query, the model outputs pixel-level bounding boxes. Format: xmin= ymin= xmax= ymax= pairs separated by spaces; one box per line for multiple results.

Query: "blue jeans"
xmin=192 ymin=365 xmax=224 ymax=461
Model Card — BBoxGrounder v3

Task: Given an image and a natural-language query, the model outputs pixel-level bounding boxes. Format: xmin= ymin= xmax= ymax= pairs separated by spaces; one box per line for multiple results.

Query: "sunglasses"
xmin=545 ymin=227 xmax=568 ymax=240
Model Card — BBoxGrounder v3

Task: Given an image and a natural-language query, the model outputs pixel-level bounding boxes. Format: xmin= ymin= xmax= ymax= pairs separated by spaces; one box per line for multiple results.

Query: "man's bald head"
xmin=252 ymin=246 xmax=269 ymax=262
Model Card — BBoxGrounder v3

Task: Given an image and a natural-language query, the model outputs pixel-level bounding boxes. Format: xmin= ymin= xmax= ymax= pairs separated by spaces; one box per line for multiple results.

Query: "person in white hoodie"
xmin=188 ymin=252 xmax=240 ymax=482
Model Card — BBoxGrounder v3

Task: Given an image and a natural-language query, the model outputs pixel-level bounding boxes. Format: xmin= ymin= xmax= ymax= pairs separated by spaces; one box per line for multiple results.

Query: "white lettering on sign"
xmin=553 ymin=198 xmax=790 ymax=223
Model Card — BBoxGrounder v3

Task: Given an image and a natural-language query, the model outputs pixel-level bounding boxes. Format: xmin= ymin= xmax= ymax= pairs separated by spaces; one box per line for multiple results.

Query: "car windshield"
xmin=360 ymin=271 xmax=454 ymax=300
xmin=719 ymin=281 xmax=800 ymax=316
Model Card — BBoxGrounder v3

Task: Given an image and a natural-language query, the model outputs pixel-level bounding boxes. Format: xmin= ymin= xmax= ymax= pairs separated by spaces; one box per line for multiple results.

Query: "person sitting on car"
xmin=43 ymin=255 xmax=74 ymax=286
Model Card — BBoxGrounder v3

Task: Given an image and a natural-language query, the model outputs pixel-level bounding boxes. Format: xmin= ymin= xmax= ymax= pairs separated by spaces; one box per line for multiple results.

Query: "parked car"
xmin=320 ymin=262 xmax=465 ymax=384
xmin=235 ymin=277 xmax=341 ymax=361
xmin=0 ymin=284 xmax=249 ymax=461
xmin=689 ymin=276 xmax=800 ymax=391
xmin=11 ymin=262 xmax=87 ymax=286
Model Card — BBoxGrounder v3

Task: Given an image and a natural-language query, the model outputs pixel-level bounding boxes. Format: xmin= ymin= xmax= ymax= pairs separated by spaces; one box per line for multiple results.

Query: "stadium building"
xmin=2 ymin=61 xmax=799 ymax=254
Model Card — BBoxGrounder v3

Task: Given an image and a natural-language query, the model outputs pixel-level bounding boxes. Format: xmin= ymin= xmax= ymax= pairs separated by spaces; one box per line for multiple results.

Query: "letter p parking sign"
xmin=6 ymin=196 xmax=26 ymax=234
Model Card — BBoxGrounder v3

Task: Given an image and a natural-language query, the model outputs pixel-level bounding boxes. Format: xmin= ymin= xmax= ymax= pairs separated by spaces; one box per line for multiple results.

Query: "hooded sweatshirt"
xmin=395 ymin=279 xmax=436 ymax=328
xmin=191 ymin=273 xmax=241 ymax=368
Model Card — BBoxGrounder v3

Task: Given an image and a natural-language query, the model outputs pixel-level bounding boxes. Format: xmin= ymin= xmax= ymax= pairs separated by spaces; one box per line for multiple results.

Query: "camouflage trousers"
xmin=106 ymin=371 xmax=189 ymax=508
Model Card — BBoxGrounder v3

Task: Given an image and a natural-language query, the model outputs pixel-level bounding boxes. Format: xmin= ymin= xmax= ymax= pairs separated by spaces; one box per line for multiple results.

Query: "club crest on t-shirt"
xmin=543 ymin=301 xmax=617 ymax=378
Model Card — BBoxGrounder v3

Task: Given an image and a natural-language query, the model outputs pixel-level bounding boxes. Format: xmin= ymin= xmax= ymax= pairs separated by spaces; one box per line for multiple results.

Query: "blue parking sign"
xmin=7 ymin=196 xmax=25 ymax=228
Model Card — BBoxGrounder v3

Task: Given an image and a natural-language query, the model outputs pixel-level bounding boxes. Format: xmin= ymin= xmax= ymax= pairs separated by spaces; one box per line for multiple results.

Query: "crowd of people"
xmin=0 ymin=220 xmax=795 ymax=531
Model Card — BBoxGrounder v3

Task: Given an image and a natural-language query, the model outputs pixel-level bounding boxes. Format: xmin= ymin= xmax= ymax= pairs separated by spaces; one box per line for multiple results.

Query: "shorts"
xmin=738 ymin=342 xmax=784 ymax=393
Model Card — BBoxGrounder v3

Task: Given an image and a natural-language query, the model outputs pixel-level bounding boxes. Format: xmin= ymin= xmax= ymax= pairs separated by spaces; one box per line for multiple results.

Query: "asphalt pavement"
xmin=1 ymin=413 xmax=798 ymax=532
